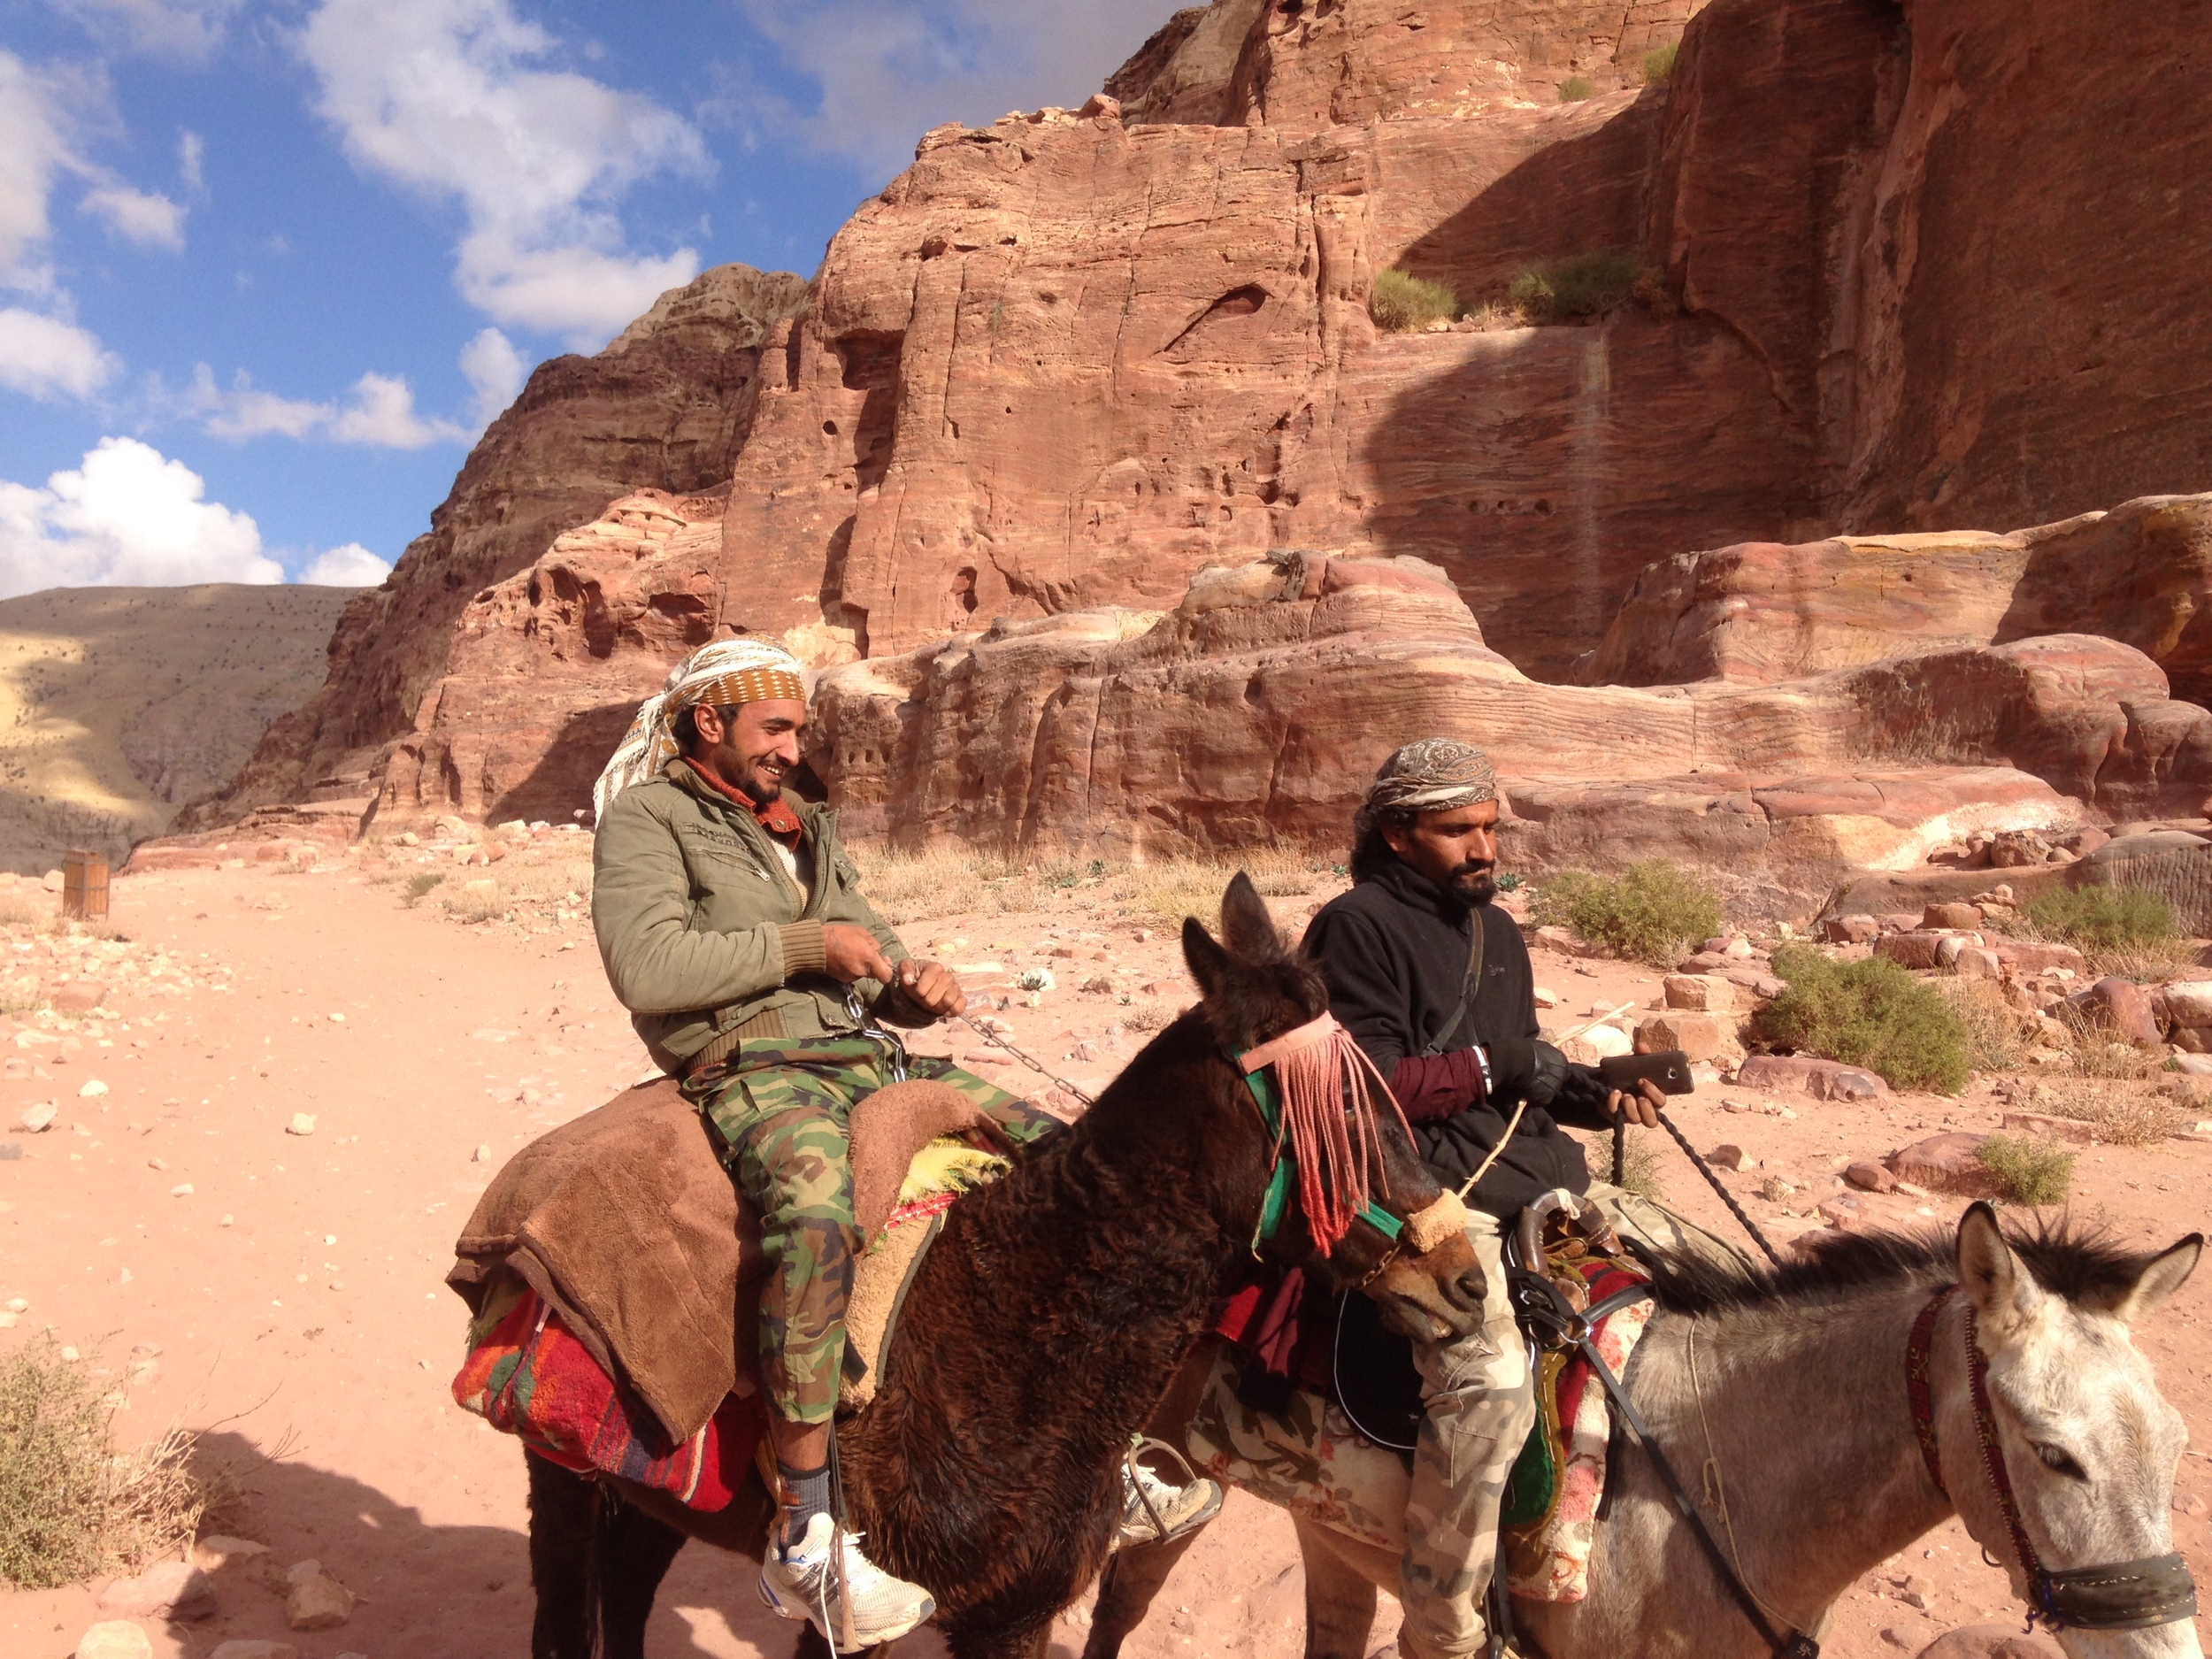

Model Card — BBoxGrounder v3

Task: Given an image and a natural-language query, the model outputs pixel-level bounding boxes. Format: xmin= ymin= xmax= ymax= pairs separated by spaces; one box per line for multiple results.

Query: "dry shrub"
xmin=403 ymin=872 xmax=444 ymax=906
xmin=2021 ymin=887 xmax=2183 ymax=978
xmin=1532 ymin=860 xmax=1723 ymax=968
xmin=2024 ymin=1078 xmax=2188 ymax=1147
xmin=1937 ymin=979 xmax=2029 ymax=1072
xmin=1111 ymin=850 xmax=1319 ymax=929
xmin=1121 ymin=1002 xmax=1173 ymax=1033
xmin=1370 ymin=268 xmax=1460 ymax=333
xmin=849 ymin=846 xmax=1036 ymax=926
xmin=0 ymin=895 xmax=48 ymax=927
xmin=0 ymin=1337 xmax=204 ymax=1589
xmin=1509 ymin=249 xmax=1649 ymax=324
xmin=2048 ymin=999 xmax=2163 ymax=1080
xmin=1556 ymin=74 xmax=1595 ymax=102
xmin=1977 ymin=1133 xmax=2074 ymax=1206
xmin=1613 ymin=1129 xmax=1666 ymax=1202
xmin=1639 ymin=42 xmax=1679 ymax=83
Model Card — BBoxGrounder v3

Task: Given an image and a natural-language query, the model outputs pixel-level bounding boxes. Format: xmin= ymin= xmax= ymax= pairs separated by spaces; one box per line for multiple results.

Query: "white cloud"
xmin=299 ymin=0 xmax=707 ymax=345
xmin=298 ymin=542 xmax=392 ymax=586
xmin=80 ymin=182 xmax=187 ymax=250
xmin=0 ymin=436 xmax=281 ymax=597
xmin=326 ymin=372 xmax=466 ymax=448
xmin=732 ymin=0 xmax=1184 ymax=176
xmin=0 ymin=307 xmax=119 ymax=399
xmin=184 ymin=364 xmax=467 ymax=448
xmin=458 ymin=325 xmax=527 ymax=426
xmin=0 ymin=51 xmax=78 ymax=280
xmin=51 ymin=0 xmax=244 ymax=61
xmin=178 ymin=129 xmax=204 ymax=193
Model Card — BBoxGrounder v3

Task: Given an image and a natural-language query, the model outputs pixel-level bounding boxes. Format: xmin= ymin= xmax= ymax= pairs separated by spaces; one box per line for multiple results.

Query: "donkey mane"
xmin=1640 ymin=1217 xmax=2163 ymax=1317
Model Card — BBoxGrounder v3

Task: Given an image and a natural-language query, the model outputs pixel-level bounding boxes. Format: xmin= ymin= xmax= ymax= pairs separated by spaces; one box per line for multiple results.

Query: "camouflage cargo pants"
xmin=1399 ymin=1210 xmax=1536 ymax=1659
xmin=682 ymin=1035 xmax=1059 ymax=1425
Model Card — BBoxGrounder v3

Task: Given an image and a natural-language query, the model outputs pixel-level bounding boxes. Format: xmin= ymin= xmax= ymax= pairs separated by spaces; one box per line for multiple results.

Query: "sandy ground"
xmin=3 ymin=849 xmax=2208 ymax=1659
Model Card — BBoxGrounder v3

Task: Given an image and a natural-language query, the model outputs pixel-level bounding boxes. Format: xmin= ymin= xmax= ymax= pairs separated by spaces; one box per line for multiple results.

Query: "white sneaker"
xmin=758 ymin=1512 xmax=935 ymax=1652
xmin=1115 ymin=1437 xmax=1225 ymax=1548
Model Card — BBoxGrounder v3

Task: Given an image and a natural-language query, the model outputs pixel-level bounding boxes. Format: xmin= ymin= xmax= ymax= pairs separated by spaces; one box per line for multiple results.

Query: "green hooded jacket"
xmin=590 ymin=760 xmax=923 ymax=1074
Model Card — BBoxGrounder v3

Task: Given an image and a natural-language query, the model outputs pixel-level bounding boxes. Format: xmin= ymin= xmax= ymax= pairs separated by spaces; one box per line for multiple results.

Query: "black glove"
xmin=1481 ymin=1036 xmax=1568 ymax=1108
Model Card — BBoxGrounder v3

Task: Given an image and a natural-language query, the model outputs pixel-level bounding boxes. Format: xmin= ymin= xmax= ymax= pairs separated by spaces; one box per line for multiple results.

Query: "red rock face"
xmin=181 ymin=265 xmax=808 ymax=827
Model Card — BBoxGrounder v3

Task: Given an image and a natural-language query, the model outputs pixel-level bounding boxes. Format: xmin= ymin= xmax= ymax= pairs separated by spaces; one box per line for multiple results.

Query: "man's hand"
xmin=823 ymin=923 xmax=895 ymax=985
xmin=892 ymin=958 xmax=966 ymax=1019
xmin=1604 ymin=1077 xmax=1665 ymax=1129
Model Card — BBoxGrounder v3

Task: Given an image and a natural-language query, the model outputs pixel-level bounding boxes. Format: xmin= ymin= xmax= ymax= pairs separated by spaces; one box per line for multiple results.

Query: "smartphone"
xmin=1597 ymin=1050 xmax=1695 ymax=1096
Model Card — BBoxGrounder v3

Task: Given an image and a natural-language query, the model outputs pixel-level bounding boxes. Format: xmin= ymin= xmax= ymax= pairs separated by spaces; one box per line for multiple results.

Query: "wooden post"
xmin=62 ymin=849 xmax=109 ymax=921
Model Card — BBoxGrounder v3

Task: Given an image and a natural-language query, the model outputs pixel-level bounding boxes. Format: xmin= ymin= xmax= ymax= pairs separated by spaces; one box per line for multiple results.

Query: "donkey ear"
xmin=1183 ymin=915 xmax=1233 ymax=999
xmin=1219 ymin=871 xmax=1282 ymax=961
xmin=2115 ymin=1233 xmax=2204 ymax=1326
xmin=1957 ymin=1202 xmax=2046 ymax=1338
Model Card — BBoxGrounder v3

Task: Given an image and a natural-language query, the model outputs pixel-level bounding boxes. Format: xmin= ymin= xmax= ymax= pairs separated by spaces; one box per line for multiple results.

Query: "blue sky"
xmin=0 ymin=0 xmax=1179 ymax=596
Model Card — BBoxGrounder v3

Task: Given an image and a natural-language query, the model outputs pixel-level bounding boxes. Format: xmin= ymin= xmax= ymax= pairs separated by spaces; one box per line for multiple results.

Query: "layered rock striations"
xmin=181 ymin=264 xmax=807 ymax=828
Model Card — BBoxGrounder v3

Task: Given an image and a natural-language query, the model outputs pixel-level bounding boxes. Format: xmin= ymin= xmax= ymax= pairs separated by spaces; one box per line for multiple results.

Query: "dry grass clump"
xmin=1557 ymin=74 xmax=1595 ymax=102
xmin=1110 ymin=850 xmax=1321 ymax=929
xmin=851 ymin=846 xmax=1046 ymax=925
xmin=1370 ymin=268 xmax=1461 ymax=333
xmin=1613 ymin=1129 xmax=1666 ymax=1202
xmin=403 ymin=872 xmax=444 ymax=906
xmin=1509 ymin=249 xmax=1649 ymax=323
xmin=1977 ymin=1133 xmax=2075 ymax=1206
xmin=1937 ymin=979 xmax=2029 ymax=1072
xmin=2021 ymin=885 xmax=2190 ymax=976
xmin=1532 ymin=860 xmax=1722 ymax=968
xmin=1639 ymin=42 xmax=1679 ymax=83
xmin=2047 ymin=998 xmax=2164 ymax=1080
xmin=0 ymin=1337 xmax=204 ymax=1589
xmin=2024 ymin=1078 xmax=2189 ymax=1147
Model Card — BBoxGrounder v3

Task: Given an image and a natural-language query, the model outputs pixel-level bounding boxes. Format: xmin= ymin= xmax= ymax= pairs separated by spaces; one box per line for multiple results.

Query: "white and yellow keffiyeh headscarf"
xmin=592 ymin=639 xmax=809 ymax=821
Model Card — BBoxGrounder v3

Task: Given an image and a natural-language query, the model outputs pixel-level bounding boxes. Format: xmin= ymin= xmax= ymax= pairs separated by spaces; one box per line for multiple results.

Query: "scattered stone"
xmin=1881 ymin=1630 xmax=1919 ymax=1651
xmin=1912 ymin=1621 xmax=2065 ymax=1659
xmin=1877 ymin=913 xmax=1923 ymax=933
xmin=211 ymin=1643 xmax=300 ymax=1659
xmin=1707 ymin=1144 xmax=1749 ymax=1171
xmin=19 ymin=1102 xmax=56 ymax=1132
xmin=53 ymin=982 xmax=107 ymax=1015
xmin=2177 ymin=1055 xmax=2212 ymax=1077
xmin=1663 ymin=973 xmax=1736 ymax=1013
xmin=73 ymin=1623 xmax=151 ymax=1659
xmin=1818 ymin=1193 xmax=1870 ymax=1230
xmin=2173 ymin=1493 xmax=2208 ymax=1517
xmin=1734 ymin=1055 xmax=1891 ymax=1101
xmin=285 ymin=1567 xmax=356 ymax=1631
xmin=1634 ymin=1012 xmax=1731 ymax=1064
xmin=1987 ymin=829 xmax=2052 ymax=867
xmin=1993 ymin=940 xmax=2084 ymax=973
xmin=473 ymin=1143 xmax=491 ymax=1162
xmin=2161 ymin=981 xmax=2212 ymax=1027
xmin=1532 ymin=986 xmax=1558 ymax=1010
xmin=171 ymin=1182 xmax=193 ymax=1196
xmin=1898 ymin=1573 xmax=1936 ymax=1609
xmin=286 ymin=1112 xmax=317 ymax=1136
xmin=1825 ymin=914 xmax=1879 ymax=944
xmin=1887 ymin=1133 xmax=1998 ymax=1198
xmin=1874 ymin=933 xmax=1946 ymax=971
xmin=1923 ymin=902 xmax=1982 ymax=929
xmin=1846 ymin=1160 xmax=1898 ymax=1193
xmin=97 ymin=1560 xmax=217 ymax=1621
xmin=2000 ymin=1110 xmax=2097 ymax=1144
xmin=1954 ymin=946 xmax=2002 ymax=979
xmin=79 ymin=1078 xmax=109 ymax=1098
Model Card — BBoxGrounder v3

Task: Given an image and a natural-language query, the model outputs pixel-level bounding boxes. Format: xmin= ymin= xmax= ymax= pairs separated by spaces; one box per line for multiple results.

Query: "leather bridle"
xmin=1906 ymin=1285 xmax=2200 ymax=1634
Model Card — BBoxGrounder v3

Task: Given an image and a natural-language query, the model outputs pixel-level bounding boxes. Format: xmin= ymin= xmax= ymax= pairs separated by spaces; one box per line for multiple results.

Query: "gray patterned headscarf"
xmin=1360 ymin=738 xmax=1497 ymax=820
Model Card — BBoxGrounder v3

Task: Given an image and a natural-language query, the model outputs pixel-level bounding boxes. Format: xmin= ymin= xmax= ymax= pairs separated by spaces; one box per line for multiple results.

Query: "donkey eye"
xmin=2032 ymin=1442 xmax=2088 ymax=1480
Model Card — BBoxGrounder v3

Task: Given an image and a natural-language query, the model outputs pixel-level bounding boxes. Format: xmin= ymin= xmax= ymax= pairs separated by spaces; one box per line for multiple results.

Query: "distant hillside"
xmin=0 ymin=584 xmax=359 ymax=876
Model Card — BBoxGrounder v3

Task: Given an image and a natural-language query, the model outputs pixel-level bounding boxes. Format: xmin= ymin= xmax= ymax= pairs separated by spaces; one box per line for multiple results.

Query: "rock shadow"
xmin=486 ymin=703 xmax=640 ymax=826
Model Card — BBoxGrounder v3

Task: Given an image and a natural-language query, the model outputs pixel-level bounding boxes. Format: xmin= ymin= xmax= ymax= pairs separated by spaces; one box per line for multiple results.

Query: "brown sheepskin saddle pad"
xmin=448 ymin=1074 xmax=999 ymax=1444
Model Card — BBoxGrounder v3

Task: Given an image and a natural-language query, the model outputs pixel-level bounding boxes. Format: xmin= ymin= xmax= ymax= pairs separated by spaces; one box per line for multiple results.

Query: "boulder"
xmin=1991 ymin=940 xmax=2084 ymax=974
xmin=1923 ymin=902 xmax=1982 ymax=929
xmin=1736 ymin=1054 xmax=1891 ymax=1101
xmin=1635 ymin=1013 xmax=1732 ymax=1064
xmin=2163 ymin=982 xmax=2212 ymax=1027
xmin=1887 ymin=1133 xmax=1998 ymax=1197
xmin=285 ymin=1569 xmax=355 ymax=1632
xmin=1875 ymin=933 xmax=1947 ymax=971
xmin=1826 ymin=915 xmax=1880 ymax=944
xmin=1663 ymin=974 xmax=1737 ymax=1013
xmin=1845 ymin=1160 xmax=1897 ymax=1192
xmin=2068 ymin=977 xmax=2163 ymax=1047
xmin=74 ymin=1624 xmax=151 ymax=1659
xmin=2000 ymin=1111 xmax=2096 ymax=1145
xmin=1913 ymin=1622 xmax=2066 ymax=1659
xmin=96 ymin=1561 xmax=216 ymax=1621
xmin=1954 ymin=947 xmax=2002 ymax=979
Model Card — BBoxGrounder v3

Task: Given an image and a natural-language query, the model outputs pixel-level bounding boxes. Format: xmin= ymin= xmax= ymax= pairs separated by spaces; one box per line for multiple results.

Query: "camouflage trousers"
xmin=1400 ymin=1210 xmax=1536 ymax=1659
xmin=682 ymin=1035 xmax=1058 ymax=1425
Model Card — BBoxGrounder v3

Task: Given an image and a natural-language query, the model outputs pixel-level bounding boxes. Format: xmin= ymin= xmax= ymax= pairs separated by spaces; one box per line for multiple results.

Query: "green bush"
xmin=1370 ymin=268 xmax=1460 ymax=333
xmin=1752 ymin=944 xmax=1971 ymax=1094
xmin=1640 ymin=42 xmax=1678 ymax=84
xmin=1977 ymin=1133 xmax=2075 ymax=1206
xmin=1532 ymin=860 xmax=1723 ymax=967
xmin=2020 ymin=885 xmax=2178 ymax=953
xmin=1509 ymin=249 xmax=1647 ymax=323
xmin=1557 ymin=75 xmax=1595 ymax=102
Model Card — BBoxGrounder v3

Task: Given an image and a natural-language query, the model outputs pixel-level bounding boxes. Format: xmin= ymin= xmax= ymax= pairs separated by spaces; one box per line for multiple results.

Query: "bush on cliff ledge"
xmin=1639 ymin=43 xmax=1678 ymax=84
xmin=1509 ymin=249 xmax=1647 ymax=323
xmin=1752 ymin=944 xmax=1971 ymax=1094
xmin=1532 ymin=860 xmax=1723 ymax=967
xmin=1370 ymin=268 xmax=1460 ymax=333
xmin=1557 ymin=75 xmax=1595 ymax=102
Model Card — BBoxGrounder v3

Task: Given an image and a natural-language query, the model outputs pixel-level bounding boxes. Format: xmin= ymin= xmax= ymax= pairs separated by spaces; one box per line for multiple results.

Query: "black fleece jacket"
xmin=1301 ymin=856 xmax=1603 ymax=1217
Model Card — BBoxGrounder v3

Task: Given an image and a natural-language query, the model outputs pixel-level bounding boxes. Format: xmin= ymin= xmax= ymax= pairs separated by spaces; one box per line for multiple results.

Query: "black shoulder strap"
xmin=1427 ymin=907 xmax=1486 ymax=1055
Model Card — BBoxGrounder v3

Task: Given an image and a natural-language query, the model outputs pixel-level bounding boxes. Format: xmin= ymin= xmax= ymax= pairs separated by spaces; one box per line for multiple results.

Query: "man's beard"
xmin=719 ymin=736 xmax=783 ymax=803
xmin=1448 ymin=864 xmax=1496 ymax=906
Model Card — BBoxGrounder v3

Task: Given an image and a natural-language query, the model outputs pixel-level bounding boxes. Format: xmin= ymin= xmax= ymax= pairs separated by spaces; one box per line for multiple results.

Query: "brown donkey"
xmin=522 ymin=872 xmax=1489 ymax=1659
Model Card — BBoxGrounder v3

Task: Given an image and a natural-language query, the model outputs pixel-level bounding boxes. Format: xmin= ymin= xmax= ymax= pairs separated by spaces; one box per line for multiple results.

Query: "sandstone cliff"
xmin=180 ymin=263 xmax=807 ymax=828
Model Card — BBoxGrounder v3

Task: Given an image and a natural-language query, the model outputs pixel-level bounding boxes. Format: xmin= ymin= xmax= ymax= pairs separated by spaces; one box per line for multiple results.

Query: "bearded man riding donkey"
xmin=450 ymin=640 xmax=1494 ymax=1658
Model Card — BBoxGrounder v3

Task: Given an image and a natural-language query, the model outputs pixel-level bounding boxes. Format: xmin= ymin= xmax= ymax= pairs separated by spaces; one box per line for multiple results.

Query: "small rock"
xmin=472 ymin=1142 xmax=491 ymax=1162
xmin=1735 ymin=1054 xmax=1890 ymax=1102
xmin=1825 ymin=914 xmax=1880 ymax=944
xmin=1923 ymin=902 xmax=1982 ymax=929
xmin=1079 ymin=91 xmax=1121 ymax=119
xmin=1707 ymin=1143 xmax=1749 ymax=1171
xmin=171 ymin=1182 xmax=193 ymax=1196
xmin=74 ymin=1623 xmax=152 ymax=1659
xmin=1954 ymin=946 xmax=2002 ymax=979
xmin=1880 ymin=1630 xmax=1919 ymax=1651
xmin=53 ymin=982 xmax=107 ymax=1015
xmin=1634 ymin=1012 xmax=1732 ymax=1064
xmin=1899 ymin=1573 xmax=1936 ymax=1609
xmin=1818 ymin=1193 xmax=1870 ymax=1231
xmin=19 ymin=1102 xmax=56 ymax=1132
xmin=2000 ymin=1111 xmax=2096 ymax=1144
xmin=1663 ymin=973 xmax=1736 ymax=1013
xmin=78 ymin=1077 xmax=109 ymax=1098
xmin=2174 ymin=1493 xmax=2208 ymax=1517
xmin=1846 ymin=1160 xmax=1897 ymax=1193
xmin=194 ymin=1534 xmax=272 ymax=1570
xmin=211 ymin=1643 xmax=301 ymax=1659
xmin=286 ymin=1113 xmax=317 ymax=1136
xmin=1887 ymin=1133 xmax=1998 ymax=1197
xmin=98 ymin=1560 xmax=217 ymax=1621
xmin=3 ymin=1296 xmax=27 ymax=1312
xmin=1874 ymin=933 xmax=1947 ymax=970
xmin=285 ymin=1569 xmax=356 ymax=1631
xmin=1532 ymin=986 xmax=1558 ymax=1010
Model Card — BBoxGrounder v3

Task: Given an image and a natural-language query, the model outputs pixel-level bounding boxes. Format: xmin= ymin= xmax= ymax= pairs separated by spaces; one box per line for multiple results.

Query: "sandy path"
xmin=2 ymin=857 xmax=2207 ymax=1659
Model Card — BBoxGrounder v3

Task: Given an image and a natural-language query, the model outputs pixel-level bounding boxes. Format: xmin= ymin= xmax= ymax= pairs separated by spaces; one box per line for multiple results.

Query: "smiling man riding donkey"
xmin=588 ymin=638 xmax=1219 ymax=1652
xmin=1299 ymin=738 xmax=1666 ymax=1659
